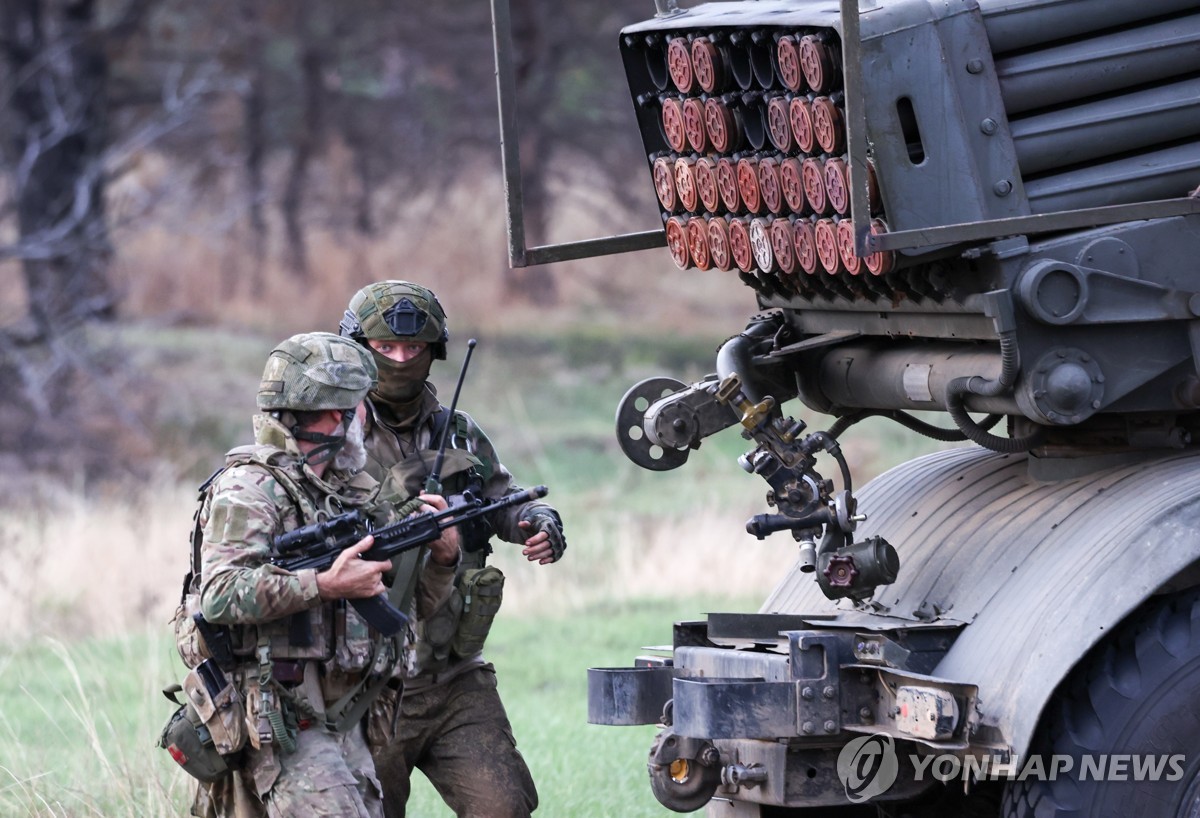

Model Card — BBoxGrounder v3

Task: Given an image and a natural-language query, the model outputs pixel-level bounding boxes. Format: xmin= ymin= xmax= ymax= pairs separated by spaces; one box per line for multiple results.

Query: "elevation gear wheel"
xmin=615 ymin=377 xmax=691 ymax=471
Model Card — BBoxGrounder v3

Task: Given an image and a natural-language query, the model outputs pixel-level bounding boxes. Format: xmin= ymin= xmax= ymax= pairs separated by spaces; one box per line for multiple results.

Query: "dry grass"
xmin=0 ymin=475 xmax=196 ymax=641
xmin=0 ymin=476 xmax=795 ymax=643
xmin=0 ymin=634 xmax=200 ymax=816
xmin=99 ymin=155 xmax=748 ymax=340
xmin=494 ymin=499 xmax=798 ymax=618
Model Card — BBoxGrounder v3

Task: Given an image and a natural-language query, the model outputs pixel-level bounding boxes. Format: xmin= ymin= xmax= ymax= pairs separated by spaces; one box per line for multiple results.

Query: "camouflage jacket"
xmin=183 ymin=413 xmax=455 ymax=807
xmin=197 ymin=413 xmax=455 ymax=693
xmin=364 ymin=387 xmax=553 ymax=541
xmin=362 ymin=386 xmax=555 ymax=689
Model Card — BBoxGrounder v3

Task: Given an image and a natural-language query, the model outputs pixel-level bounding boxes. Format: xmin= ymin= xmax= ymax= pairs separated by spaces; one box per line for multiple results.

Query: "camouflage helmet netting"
xmin=340 ymin=280 xmax=449 ymax=359
xmin=257 ymin=332 xmax=379 ymax=412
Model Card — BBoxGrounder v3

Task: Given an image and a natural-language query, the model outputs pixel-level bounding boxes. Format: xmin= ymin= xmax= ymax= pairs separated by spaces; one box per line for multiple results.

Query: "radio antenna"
xmin=425 ymin=338 xmax=477 ymax=494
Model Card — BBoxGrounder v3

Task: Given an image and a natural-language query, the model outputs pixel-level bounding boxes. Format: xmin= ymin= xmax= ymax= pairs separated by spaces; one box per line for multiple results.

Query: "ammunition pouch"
xmin=450 ymin=565 xmax=505 ymax=659
xmin=418 ymin=587 xmax=464 ymax=671
xmin=172 ymin=594 xmax=211 ymax=670
xmin=159 ymin=660 xmax=248 ymax=783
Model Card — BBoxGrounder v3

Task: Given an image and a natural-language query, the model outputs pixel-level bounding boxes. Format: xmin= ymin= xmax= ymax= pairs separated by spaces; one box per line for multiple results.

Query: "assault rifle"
xmin=269 ymin=485 xmax=548 ymax=636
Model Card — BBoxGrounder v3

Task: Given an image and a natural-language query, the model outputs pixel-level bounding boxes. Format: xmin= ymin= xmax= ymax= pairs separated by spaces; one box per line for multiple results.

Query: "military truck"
xmin=491 ymin=1 xmax=1200 ymax=815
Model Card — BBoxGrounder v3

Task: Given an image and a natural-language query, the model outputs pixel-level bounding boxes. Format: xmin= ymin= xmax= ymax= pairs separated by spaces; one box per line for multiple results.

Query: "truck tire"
xmin=1002 ymin=588 xmax=1200 ymax=818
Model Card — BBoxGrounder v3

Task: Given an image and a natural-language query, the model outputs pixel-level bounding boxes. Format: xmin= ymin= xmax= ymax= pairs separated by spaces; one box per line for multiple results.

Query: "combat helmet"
xmin=339 ymin=280 xmax=449 ymax=360
xmin=257 ymin=331 xmax=378 ymax=413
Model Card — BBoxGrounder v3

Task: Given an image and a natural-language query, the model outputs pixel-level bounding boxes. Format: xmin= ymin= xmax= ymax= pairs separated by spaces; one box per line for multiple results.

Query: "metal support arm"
xmin=489 ymin=0 xmax=666 ymax=268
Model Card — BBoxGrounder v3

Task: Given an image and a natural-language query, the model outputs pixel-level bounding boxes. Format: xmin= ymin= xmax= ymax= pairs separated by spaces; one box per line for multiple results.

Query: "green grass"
xmin=0 ymin=634 xmax=191 ymax=815
xmin=0 ymin=322 xmax=963 ymax=814
xmin=93 ymin=321 xmax=951 ymax=512
xmin=408 ymin=597 xmax=738 ymax=817
xmin=0 ymin=598 xmax=752 ymax=817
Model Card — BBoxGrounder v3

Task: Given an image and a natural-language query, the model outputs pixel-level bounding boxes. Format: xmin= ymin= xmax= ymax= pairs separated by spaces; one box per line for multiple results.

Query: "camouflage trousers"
xmin=367 ymin=665 xmax=538 ymax=818
xmin=262 ymin=724 xmax=384 ymax=818
xmin=193 ymin=723 xmax=384 ymax=818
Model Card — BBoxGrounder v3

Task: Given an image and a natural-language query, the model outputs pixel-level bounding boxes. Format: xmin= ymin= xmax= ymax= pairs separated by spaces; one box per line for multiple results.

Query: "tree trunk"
xmin=240 ymin=0 xmax=268 ymax=297
xmin=2 ymin=0 xmax=114 ymax=337
xmin=281 ymin=1 xmax=325 ymax=279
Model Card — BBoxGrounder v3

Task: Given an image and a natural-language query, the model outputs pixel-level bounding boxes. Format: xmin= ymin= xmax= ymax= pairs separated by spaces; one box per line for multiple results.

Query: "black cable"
xmin=827 ymin=408 xmax=1002 ymax=443
xmin=944 ymin=327 xmax=1044 ymax=453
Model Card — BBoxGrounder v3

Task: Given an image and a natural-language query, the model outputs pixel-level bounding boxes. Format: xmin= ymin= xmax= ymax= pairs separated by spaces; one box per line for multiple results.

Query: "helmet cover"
xmin=339 ymin=280 xmax=448 ymax=359
xmin=257 ymin=332 xmax=378 ymax=412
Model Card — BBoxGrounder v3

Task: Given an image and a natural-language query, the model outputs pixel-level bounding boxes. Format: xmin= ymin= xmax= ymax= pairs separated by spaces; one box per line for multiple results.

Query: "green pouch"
xmin=451 ymin=565 xmax=505 ymax=659
xmin=415 ymin=588 xmax=463 ymax=673
xmin=159 ymin=660 xmax=247 ymax=782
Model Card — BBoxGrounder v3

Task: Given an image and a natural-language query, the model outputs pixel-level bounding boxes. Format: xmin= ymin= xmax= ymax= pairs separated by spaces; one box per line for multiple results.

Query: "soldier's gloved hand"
xmin=518 ymin=508 xmax=566 ymax=565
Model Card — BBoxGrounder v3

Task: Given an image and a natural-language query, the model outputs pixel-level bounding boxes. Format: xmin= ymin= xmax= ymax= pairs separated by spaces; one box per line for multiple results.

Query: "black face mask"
xmin=369 ymin=345 xmax=432 ymax=405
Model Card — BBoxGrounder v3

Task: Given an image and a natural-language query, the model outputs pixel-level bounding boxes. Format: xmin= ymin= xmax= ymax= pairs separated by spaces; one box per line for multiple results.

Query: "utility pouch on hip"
xmin=451 ymin=565 xmax=505 ymax=659
xmin=172 ymin=594 xmax=211 ymax=669
xmin=159 ymin=659 xmax=248 ymax=782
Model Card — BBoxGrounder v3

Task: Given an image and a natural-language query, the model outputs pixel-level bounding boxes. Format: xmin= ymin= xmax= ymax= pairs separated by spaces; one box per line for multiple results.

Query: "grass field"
xmin=0 ymin=597 xmax=757 ymax=816
xmin=0 ymin=321 xmax=957 ymax=815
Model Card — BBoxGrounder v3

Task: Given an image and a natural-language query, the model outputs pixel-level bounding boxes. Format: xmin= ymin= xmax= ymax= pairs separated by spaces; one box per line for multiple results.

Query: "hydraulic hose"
xmin=945 ymin=327 xmax=1044 ymax=453
xmin=802 ymin=430 xmax=853 ymax=494
xmin=828 ymin=409 xmax=1002 ymax=443
xmin=715 ymin=315 xmax=792 ymax=405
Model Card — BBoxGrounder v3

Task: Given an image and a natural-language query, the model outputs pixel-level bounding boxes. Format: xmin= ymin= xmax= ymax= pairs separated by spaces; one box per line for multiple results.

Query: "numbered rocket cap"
xmin=257 ymin=331 xmax=378 ymax=412
xmin=339 ymin=280 xmax=449 ymax=360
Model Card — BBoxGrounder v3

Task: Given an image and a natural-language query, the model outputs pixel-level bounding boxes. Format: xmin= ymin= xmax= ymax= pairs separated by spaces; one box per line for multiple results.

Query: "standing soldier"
xmin=339 ymin=281 xmax=566 ymax=818
xmin=177 ymin=332 xmax=461 ymax=818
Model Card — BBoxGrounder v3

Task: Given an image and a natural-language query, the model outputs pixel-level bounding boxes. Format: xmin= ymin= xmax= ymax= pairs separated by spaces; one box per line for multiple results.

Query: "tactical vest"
xmin=380 ymin=409 xmax=492 ymax=554
xmin=382 ymin=410 xmax=503 ymax=675
xmin=174 ymin=445 xmax=383 ymax=671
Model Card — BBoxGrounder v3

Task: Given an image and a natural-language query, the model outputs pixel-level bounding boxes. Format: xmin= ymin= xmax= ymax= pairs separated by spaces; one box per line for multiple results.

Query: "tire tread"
xmin=1002 ymin=589 xmax=1200 ymax=818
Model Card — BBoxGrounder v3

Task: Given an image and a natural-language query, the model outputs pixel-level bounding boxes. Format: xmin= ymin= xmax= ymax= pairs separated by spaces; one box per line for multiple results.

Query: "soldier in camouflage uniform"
xmin=185 ymin=332 xmax=462 ymax=818
xmin=339 ymin=281 xmax=566 ymax=818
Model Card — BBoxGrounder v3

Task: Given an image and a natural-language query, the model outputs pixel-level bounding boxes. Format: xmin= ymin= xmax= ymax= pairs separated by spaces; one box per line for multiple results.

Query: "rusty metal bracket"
xmin=489 ymin=0 xmax=667 ymax=268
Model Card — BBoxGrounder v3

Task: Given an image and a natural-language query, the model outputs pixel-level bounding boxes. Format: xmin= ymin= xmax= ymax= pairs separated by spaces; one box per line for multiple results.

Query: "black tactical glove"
xmin=520 ymin=507 xmax=566 ymax=562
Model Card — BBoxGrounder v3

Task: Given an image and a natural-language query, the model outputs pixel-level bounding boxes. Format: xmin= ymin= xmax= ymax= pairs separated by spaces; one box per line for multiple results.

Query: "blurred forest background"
xmin=0 ymin=1 xmax=951 ymax=813
xmin=0 ymin=0 xmax=746 ymax=487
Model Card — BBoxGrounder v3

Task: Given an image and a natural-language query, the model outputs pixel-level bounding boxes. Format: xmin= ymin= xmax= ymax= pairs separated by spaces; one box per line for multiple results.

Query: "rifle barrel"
xmin=273 ymin=484 xmax=549 ymax=574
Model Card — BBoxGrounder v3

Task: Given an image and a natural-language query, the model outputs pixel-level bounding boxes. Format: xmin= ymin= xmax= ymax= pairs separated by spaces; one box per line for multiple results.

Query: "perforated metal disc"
xmin=615 ymin=377 xmax=690 ymax=471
